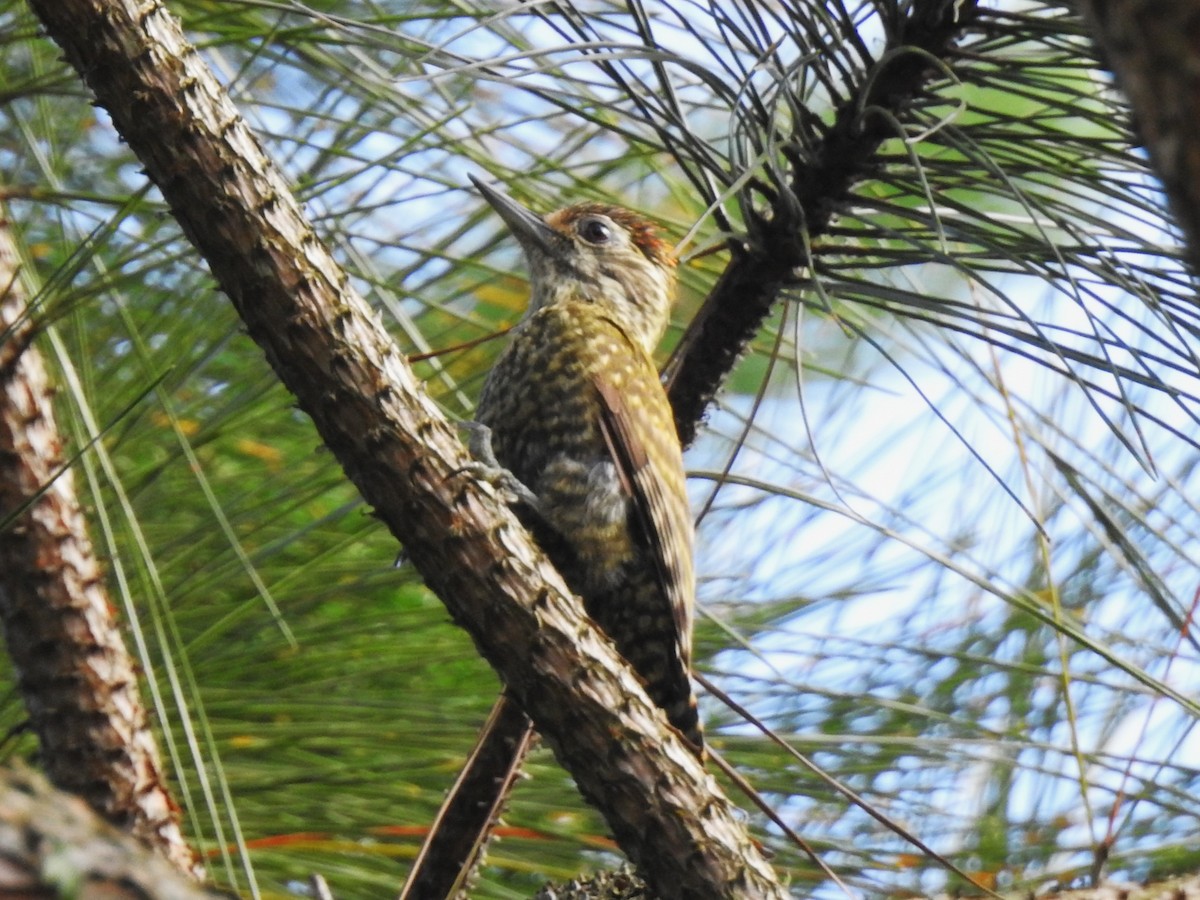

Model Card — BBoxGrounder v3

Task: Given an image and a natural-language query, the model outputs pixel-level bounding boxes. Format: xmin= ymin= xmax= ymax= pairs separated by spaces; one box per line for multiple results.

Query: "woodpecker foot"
xmin=459 ymin=421 xmax=541 ymax=510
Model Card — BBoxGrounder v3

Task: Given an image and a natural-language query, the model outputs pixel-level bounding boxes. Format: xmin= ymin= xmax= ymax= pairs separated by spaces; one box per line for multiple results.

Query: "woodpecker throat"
xmin=471 ymin=176 xmax=702 ymax=752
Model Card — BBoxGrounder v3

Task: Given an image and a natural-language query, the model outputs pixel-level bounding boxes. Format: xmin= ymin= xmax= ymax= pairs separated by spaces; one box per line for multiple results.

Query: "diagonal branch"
xmin=0 ymin=199 xmax=200 ymax=878
xmin=24 ymin=0 xmax=783 ymax=895
xmin=665 ymin=0 xmax=981 ymax=447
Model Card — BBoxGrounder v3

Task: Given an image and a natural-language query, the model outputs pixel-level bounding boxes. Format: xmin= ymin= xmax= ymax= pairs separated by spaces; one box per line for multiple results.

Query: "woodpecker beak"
xmin=470 ymin=175 xmax=558 ymax=257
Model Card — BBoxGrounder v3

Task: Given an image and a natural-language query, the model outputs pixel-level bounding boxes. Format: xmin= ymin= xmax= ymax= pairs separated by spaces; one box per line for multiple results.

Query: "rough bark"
xmin=0 ymin=763 xmax=226 ymax=899
xmin=0 ymin=201 xmax=199 ymax=878
xmin=1074 ymin=0 xmax=1200 ymax=273
xmin=23 ymin=0 xmax=783 ymax=895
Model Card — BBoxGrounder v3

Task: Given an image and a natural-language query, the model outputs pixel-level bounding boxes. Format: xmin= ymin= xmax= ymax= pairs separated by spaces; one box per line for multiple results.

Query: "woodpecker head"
xmin=471 ymin=176 xmax=677 ymax=355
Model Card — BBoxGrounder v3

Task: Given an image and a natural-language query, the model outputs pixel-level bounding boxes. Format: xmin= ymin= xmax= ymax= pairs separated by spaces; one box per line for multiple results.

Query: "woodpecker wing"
xmin=592 ymin=375 xmax=693 ymax=666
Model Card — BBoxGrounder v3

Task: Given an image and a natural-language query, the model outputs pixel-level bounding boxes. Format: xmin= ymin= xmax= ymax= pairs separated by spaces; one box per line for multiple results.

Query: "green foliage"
xmin=2 ymin=1 xmax=1199 ymax=897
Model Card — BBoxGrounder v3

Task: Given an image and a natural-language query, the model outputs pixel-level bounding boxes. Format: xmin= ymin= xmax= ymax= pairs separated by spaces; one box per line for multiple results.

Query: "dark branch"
xmin=1075 ymin=0 xmax=1200 ymax=274
xmin=665 ymin=0 xmax=981 ymax=446
xmin=25 ymin=0 xmax=784 ymax=895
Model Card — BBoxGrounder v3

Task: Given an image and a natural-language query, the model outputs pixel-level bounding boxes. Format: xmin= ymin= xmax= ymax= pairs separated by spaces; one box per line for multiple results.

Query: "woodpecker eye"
xmin=578 ymin=218 xmax=612 ymax=245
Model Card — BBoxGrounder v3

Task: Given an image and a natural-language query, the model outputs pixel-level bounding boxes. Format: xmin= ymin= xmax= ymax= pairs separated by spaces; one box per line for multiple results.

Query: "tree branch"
xmin=665 ymin=0 xmax=981 ymax=447
xmin=0 ymin=764 xmax=225 ymax=898
xmin=24 ymin=0 xmax=783 ymax=895
xmin=1074 ymin=0 xmax=1200 ymax=273
xmin=0 ymin=199 xmax=199 ymax=878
